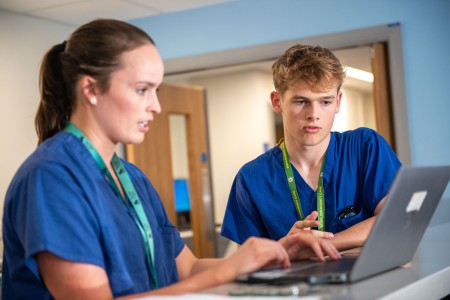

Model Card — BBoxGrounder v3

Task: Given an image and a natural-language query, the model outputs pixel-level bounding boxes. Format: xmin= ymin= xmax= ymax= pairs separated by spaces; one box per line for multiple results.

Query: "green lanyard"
xmin=281 ymin=141 xmax=326 ymax=231
xmin=65 ymin=122 xmax=158 ymax=289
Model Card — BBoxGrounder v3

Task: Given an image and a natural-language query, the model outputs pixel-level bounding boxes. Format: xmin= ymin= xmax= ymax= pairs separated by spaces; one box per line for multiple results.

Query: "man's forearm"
xmin=332 ymin=216 xmax=377 ymax=251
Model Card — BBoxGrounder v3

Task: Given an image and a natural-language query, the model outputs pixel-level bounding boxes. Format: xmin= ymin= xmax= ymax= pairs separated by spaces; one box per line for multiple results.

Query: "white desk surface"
xmin=201 ymin=222 xmax=450 ymax=299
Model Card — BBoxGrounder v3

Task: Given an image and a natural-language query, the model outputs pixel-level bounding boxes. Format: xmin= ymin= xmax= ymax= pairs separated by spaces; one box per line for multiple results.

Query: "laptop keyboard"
xmin=287 ymin=257 xmax=357 ymax=276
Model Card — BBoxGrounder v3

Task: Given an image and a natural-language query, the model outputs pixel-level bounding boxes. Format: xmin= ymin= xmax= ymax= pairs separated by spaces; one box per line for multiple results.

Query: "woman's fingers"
xmin=228 ymin=237 xmax=291 ymax=276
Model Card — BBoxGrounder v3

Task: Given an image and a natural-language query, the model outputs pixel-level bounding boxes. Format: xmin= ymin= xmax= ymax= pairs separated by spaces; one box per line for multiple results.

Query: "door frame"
xmin=164 ymin=24 xmax=411 ymax=166
xmin=372 ymin=42 xmax=396 ymax=150
xmin=126 ymin=84 xmax=216 ymax=258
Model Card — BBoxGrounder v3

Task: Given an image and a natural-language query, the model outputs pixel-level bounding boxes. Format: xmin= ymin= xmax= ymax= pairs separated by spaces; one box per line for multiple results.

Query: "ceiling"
xmin=0 ymin=0 xmax=235 ymax=26
xmin=1 ymin=0 xmax=372 ymax=91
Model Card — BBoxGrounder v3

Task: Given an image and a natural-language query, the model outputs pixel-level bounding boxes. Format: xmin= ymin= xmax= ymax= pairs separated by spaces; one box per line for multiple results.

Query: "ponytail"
xmin=35 ymin=19 xmax=155 ymax=145
xmin=35 ymin=41 xmax=73 ymax=145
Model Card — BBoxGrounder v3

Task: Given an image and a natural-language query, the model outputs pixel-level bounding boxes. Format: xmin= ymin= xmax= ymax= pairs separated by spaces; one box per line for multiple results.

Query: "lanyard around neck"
xmin=281 ymin=140 xmax=326 ymax=231
xmin=64 ymin=122 xmax=158 ymax=289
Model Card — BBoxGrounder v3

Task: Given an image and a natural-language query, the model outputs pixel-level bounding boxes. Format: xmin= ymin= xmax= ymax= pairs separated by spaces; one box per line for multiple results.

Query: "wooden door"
xmin=126 ymin=83 xmax=216 ymax=258
xmin=372 ymin=42 xmax=396 ymax=151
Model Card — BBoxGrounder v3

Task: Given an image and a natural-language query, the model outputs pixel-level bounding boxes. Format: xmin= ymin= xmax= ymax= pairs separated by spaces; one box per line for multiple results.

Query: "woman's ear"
xmin=270 ymin=91 xmax=282 ymax=113
xmin=79 ymin=76 xmax=98 ymax=105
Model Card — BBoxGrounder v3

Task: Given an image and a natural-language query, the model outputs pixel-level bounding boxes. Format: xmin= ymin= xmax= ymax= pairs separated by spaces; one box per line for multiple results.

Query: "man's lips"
xmin=304 ymin=126 xmax=321 ymax=133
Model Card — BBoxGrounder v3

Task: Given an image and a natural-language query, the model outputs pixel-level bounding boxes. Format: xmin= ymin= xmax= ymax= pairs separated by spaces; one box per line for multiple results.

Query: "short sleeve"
xmin=221 ymin=172 xmax=268 ymax=244
xmin=360 ymin=129 xmax=402 ymax=212
xmin=11 ymin=163 xmax=104 ymax=279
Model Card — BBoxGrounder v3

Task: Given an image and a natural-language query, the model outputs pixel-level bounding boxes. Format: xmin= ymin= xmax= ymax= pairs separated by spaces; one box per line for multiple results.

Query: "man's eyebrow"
xmin=291 ymin=95 xmax=336 ymax=100
xmin=292 ymin=95 xmax=309 ymax=99
xmin=319 ymin=95 xmax=337 ymax=100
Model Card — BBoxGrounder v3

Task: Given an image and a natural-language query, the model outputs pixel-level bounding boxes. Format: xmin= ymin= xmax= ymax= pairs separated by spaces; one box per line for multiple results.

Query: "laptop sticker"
xmin=406 ymin=190 xmax=427 ymax=213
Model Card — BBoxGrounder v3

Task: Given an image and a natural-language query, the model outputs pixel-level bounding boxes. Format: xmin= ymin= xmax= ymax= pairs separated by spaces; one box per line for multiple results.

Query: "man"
xmin=221 ymin=44 xmax=401 ymax=251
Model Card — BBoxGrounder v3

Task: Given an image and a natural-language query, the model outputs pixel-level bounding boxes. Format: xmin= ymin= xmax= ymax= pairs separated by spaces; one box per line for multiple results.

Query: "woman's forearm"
xmin=118 ymin=260 xmax=234 ymax=299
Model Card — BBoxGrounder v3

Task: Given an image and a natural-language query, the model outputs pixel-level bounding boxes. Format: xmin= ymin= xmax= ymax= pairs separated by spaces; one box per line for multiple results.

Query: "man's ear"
xmin=335 ymin=90 xmax=343 ymax=114
xmin=79 ymin=75 xmax=98 ymax=103
xmin=270 ymin=91 xmax=282 ymax=113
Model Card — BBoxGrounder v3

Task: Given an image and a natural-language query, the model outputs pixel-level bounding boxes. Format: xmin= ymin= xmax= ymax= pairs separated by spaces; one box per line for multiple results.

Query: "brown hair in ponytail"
xmin=35 ymin=19 xmax=155 ymax=144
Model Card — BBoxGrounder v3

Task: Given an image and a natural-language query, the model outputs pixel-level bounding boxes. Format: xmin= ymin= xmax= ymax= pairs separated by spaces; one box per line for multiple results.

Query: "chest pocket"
xmin=329 ymin=209 xmax=364 ymax=233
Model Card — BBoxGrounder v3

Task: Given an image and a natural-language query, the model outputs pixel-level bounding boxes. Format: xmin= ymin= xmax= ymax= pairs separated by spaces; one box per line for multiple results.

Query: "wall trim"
xmin=165 ymin=24 xmax=411 ymax=165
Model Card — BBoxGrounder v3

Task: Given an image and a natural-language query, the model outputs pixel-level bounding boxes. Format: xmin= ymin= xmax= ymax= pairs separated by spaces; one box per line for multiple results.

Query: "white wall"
xmin=189 ymin=70 xmax=276 ymax=224
xmin=0 ymin=10 xmax=277 ymax=235
xmin=167 ymin=70 xmax=374 ymax=225
xmin=0 ymin=11 xmax=74 ymax=240
xmin=169 ymin=115 xmax=190 ymax=178
xmin=0 ymin=9 xmax=379 ymax=234
xmin=333 ymin=88 xmax=375 ymax=132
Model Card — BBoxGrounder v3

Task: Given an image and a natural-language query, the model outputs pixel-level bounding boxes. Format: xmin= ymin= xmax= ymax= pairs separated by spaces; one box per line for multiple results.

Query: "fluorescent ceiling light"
xmin=345 ymin=66 xmax=374 ymax=83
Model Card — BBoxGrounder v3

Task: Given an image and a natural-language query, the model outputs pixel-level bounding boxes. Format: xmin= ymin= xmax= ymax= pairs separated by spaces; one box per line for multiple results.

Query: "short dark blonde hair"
xmin=272 ymin=44 xmax=346 ymax=95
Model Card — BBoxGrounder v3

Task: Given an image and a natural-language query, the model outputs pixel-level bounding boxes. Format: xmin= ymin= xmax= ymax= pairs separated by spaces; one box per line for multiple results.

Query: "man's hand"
xmin=279 ymin=211 xmax=334 ymax=245
xmin=280 ymin=231 xmax=341 ymax=262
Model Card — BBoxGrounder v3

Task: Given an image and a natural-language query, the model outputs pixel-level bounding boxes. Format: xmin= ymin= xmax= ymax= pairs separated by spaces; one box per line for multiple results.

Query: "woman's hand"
xmin=122 ymin=235 xmax=341 ymax=298
xmin=216 ymin=237 xmax=291 ymax=282
xmin=280 ymin=231 xmax=342 ymax=262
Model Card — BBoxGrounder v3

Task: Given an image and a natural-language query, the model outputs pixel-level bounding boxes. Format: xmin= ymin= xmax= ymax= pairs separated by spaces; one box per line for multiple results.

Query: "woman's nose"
xmin=148 ymin=96 xmax=161 ymax=114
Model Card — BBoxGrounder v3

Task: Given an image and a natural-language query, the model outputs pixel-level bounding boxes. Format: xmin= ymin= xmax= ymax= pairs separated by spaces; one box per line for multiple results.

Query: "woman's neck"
xmin=69 ymin=116 xmax=116 ymax=164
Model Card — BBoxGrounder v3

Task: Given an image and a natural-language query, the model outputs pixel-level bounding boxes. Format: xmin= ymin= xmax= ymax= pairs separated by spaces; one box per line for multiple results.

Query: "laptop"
xmin=237 ymin=165 xmax=450 ymax=285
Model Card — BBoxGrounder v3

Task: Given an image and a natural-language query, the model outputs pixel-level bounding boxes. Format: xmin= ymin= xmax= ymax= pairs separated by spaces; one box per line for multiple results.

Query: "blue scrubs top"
xmin=221 ymin=128 xmax=402 ymax=244
xmin=2 ymin=131 xmax=185 ymax=299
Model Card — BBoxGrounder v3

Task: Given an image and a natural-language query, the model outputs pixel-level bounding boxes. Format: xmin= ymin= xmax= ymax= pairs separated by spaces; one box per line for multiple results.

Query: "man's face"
xmin=271 ymin=85 xmax=342 ymax=148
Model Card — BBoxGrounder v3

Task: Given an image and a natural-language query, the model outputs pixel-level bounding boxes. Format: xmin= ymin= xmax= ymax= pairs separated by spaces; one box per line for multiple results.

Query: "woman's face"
xmin=94 ymin=43 xmax=164 ymax=146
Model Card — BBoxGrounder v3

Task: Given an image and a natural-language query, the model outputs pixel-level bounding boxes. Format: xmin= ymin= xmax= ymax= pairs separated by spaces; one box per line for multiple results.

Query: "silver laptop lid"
xmin=350 ymin=165 xmax=450 ymax=281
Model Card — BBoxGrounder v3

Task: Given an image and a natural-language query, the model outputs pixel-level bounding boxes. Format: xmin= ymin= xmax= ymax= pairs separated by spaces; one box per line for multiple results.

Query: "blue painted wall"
xmin=131 ymin=0 xmax=450 ymax=167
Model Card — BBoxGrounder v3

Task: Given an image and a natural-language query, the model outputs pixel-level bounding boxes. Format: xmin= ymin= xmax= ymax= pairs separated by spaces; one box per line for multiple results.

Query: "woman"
xmin=2 ymin=19 xmax=340 ymax=299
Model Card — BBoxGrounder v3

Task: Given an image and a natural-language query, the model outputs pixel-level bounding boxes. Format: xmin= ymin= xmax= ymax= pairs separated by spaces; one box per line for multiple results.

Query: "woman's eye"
xmin=137 ymin=87 xmax=148 ymax=95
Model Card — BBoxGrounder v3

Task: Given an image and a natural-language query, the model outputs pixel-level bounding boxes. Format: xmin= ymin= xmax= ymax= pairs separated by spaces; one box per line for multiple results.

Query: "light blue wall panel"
xmin=131 ymin=0 xmax=450 ymax=167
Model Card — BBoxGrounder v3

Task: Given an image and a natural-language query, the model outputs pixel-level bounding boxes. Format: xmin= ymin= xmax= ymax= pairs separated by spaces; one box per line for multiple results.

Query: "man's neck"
xmin=283 ymin=134 xmax=330 ymax=190
xmin=284 ymin=135 xmax=329 ymax=170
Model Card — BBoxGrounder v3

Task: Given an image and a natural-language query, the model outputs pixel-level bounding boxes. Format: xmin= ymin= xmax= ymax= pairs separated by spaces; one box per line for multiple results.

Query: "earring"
xmin=90 ymin=97 xmax=97 ymax=106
